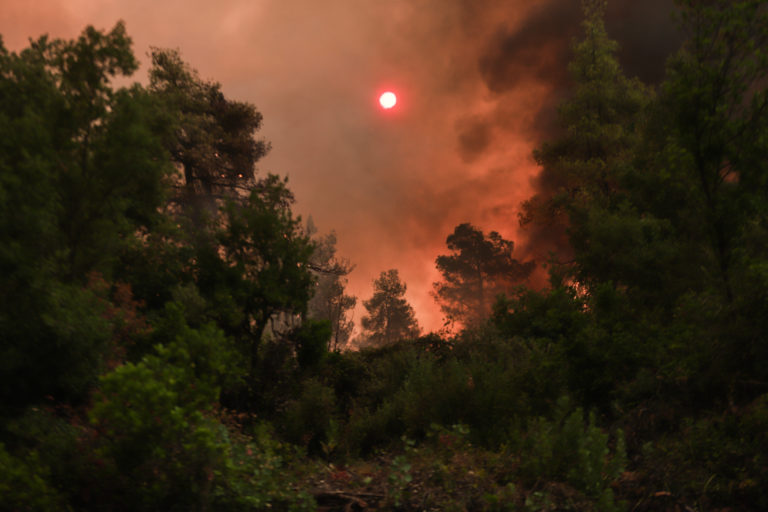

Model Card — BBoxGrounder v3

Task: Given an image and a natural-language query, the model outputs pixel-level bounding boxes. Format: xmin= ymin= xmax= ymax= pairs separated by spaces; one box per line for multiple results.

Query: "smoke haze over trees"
xmin=4 ymin=1 xmax=768 ymax=510
xmin=0 ymin=0 xmax=684 ymax=331
xmin=306 ymin=225 xmax=357 ymax=351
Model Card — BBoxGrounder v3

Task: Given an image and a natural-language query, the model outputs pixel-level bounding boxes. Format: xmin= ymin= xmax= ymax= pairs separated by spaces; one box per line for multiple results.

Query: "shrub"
xmin=514 ymin=397 xmax=626 ymax=510
xmin=0 ymin=443 xmax=63 ymax=512
xmin=639 ymin=393 xmax=768 ymax=511
xmin=291 ymin=319 xmax=331 ymax=372
xmin=281 ymin=377 xmax=337 ymax=454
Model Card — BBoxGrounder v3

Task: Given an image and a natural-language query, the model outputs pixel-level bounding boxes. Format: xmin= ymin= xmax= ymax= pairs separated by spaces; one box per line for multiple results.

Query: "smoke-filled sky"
xmin=2 ymin=0 xmax=680 ymax=333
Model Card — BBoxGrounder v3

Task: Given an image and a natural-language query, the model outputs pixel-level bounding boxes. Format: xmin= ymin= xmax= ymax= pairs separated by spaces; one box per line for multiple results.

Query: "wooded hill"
xmin=2 ymin=1 xmax=768 ymax=510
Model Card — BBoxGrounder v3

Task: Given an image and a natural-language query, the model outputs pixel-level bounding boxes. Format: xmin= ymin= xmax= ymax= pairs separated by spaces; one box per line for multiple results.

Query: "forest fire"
xmin=0 ymin=0 xmax=680 ymax=333
xmin=3 ymin=1 xmax=768 ymax=510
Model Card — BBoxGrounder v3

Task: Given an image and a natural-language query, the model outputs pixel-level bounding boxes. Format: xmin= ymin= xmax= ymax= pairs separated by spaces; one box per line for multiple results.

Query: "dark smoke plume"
xmin=463 ymin=0 xmax=682 ymax=270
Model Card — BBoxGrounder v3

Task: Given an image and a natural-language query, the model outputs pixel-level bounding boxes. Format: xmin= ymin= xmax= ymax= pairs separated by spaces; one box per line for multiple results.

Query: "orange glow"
xmin=5 ymin=0 xmax=638 ymax=335
xmin=379 ymin=91 xmax=397 ymax=109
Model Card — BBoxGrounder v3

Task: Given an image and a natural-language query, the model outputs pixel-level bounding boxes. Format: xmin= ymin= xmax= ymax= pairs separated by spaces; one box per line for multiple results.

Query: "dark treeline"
xmin=2 ymin=1 xmax=768 ymax=511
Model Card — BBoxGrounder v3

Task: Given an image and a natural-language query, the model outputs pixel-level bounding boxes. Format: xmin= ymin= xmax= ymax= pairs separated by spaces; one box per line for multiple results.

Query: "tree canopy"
xmin=0 ymin=22 xmax=172 ymax=413
xmin=361 ymin=269 xmax=420 ymax=346
xmin=149 ymin=47 xmax=270 ymax=208
xmin=433 ymin=223 xmax=534 ymax=327
xmin=306 ymin=226 xmax=357 ymax=351
xmin=0 ymin=23 xmax=318 ymax=510
xmin=519 ymin=0 xmax=651 ymax=276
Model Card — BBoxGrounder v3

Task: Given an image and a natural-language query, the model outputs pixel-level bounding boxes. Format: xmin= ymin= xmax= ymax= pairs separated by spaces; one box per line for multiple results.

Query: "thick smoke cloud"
xmin=479 ymin=0 xmax=679 ymax=94
xmin=480 ymin=1 xmax=579 ymax=93
xmin=464 ymin=0 xmax=681 ymax=275
xmin=1 ymin=0 xmax=681 ymax=332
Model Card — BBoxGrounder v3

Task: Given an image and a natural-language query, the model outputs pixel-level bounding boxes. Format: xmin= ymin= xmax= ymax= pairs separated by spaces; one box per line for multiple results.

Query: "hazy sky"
xmin=1 ymin=0 xmax=679 ymax=333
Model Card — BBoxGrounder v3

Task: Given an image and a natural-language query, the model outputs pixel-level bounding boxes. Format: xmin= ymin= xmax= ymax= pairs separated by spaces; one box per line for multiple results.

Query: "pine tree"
xmin=520 ymin=0 xmax=651 ymax=287
xmin=433 ymin=223 xmax=534 ymax=327
xmin=361 ymin=269 xmax=420 ymax=346
xmin=307 ymin=228 xmax=356 ymax=351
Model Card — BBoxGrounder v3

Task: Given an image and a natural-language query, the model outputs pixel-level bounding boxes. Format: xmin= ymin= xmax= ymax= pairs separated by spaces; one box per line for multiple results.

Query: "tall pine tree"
xmin=361 ymin=269 xmax=420 ymax=347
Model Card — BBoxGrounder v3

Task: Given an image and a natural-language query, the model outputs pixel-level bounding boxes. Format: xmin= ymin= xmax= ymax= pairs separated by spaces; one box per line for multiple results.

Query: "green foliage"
xmin=387 ymin=454 xmax=413 ymax=508
xmin=493 ymin=282 xmax=642 ymax=411
xmin=237 ymin=335 xmax=298 ymax=416
xmin=0 ymin=22 xmax=171 ymax=414
xmin=0 ymin=23 xmax=170 ymax=281
xmin=148 ymin=47 xmax=269 ymax=203
xmin=639 ymin=393 xmax=768 ymax=510
xmin=641 ymin=0 xmax=768 ymax=392
xmin=514 ymin=397 xmax=626 ymax=510
xmin=0 ymin=443 xmax=64 ymax=512
xmin=4 ymin=5 xmax=768 ymax=510
xmin=281 ymin=378 xmax=337 ymax=454
xmin=340 ymin=332 xmax=568 ymax=453
xmin=291 ymin=319 xmax=332 ymax=371
xmin=492 ymin=282 xmax=586 ymax=344
xmin=214 ymin=424 xmax=315 ymax=512
xmin=316 ymin=350 xmax=367 ymax=413
xmin=1 ymin=280 xmax=114 ymax=415
xmin=83 ymin=322 xmax=314 ymax=511
xmin=210 ymin=175 xmax=315 ymax=364
xmin=521 ymin=0 xmax=651 ymax=272
xmin=88 ymin=328 xmax=231 ymax=510
xmin=346 ymin=400 xmax=406 ymax=456
xmin=0 ymin=406 xmax=89 ymax=509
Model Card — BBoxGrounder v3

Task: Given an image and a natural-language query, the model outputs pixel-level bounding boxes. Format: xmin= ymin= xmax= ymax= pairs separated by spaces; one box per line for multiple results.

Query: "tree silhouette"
xmin=361 ymin=269 xmax=419 ymax=346
xmin=148 ymin=48 xmax=270 ymax=209
xmin=433 ymin=223 xmax=534 ymax=327
xmin=306 ymin=227 xmax=356 ymax=351
xmin=519 ymin=0 xmax=650 ymax=274
xmin=0 ymin=22 xmax=172 ymax=412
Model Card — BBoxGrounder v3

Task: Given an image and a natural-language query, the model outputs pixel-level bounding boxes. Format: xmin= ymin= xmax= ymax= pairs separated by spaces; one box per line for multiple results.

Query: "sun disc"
xmin=379 ymin=91 xmax=397 ymax=109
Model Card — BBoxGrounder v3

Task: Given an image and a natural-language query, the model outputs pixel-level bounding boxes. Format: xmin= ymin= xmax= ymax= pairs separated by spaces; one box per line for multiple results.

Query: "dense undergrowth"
xmin=5 ymin=319 xmax=768 ymax=510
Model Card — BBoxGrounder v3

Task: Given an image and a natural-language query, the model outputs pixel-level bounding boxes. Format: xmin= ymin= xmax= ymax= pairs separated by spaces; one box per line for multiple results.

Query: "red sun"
xmin=379 ymin=91 xmax=397 ymax=109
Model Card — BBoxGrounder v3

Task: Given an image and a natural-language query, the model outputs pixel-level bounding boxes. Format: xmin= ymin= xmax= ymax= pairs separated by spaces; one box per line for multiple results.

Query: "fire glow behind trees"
xmin=4 ymin=3 xmax=768 ymax=509
xmin=0 ymin=0 xmax=681 ymax=331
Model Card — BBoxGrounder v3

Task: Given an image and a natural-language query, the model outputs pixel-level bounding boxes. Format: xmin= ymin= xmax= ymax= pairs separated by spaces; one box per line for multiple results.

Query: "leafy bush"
xmin=213 ymin=423 xmax=315 ymax=512
xmin=0 ymin=443 xmax=63 ymax=512
xmin=639 ymin=393 xmax=768 ymax=511
xmin=83 ymin=318 xmax=316 ymax=511
xmin=291 ymin=318 xmax=331 ymax=371
xmin=281 ymin=377 xmax=337 ymax=454
xmin=345 ymin=399 xmax=406 ymax=456
xmin=88 ymin=332 xmax=231 ymax=510
xmin=514 ymin=397 xmax=626 ymax=510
